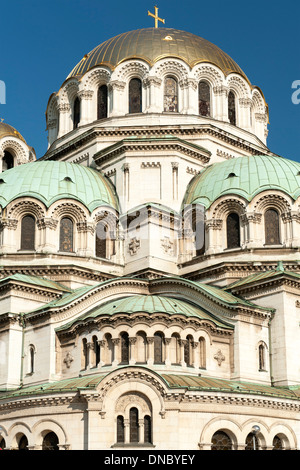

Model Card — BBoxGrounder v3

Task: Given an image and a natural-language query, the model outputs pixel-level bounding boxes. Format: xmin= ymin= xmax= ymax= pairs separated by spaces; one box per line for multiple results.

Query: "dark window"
xmin=3 ymin=151 xmax=14 ymax=170
xmin=95 ymin=222 xmax=108 ymax=258
xmin=120 ymin=333 xmax=129 ymax=364
xmin=199 ymin=81 xmax=210 ymax=117
xmin=259 ymin=343 xmax=266 ymax=371
xmin=117 ymin=416 xmax=125 ymax=443
xmin=211 ymin=431 xmax=232 ymax=450
xmin=21 ymin=215 xmax=35 ymax=250
xmin=129 ymin=78 xmax=142 ymax=114
xmin=226 ymin=213 xmax=240 ymax=249
xmin=73 ymin=97 xmax=80 ymax=129
xmin=0 ymin=438 xmax=6 ymax=450
xmin=18 ymin=435 xmax=29 ymax=450
xmin=29 ymin=346 xmax=34 ymax=374
xmin=265 ymin=209 xmax=280 ymax=245
xmin=245 ymin=432 xmax=259 ymax=450
xmin=272 ymin=435 xmax=283 ymax=450
xmin=59 ymin=217 xmax=73 ymax=252
xmin=184 ymin=336 xmax=193 ymax=367
xmin=228 ymin=91 xmax=236 ymax=125
xmin=98 ymin=85 xmax=108 ymax=119
xmin=129 ymin=407 xmax=139 ymax=443
xmin=164 ymin=77 xmax=178 ymax=112
xmin=42 ymin=432 xmax=59 ymax=451
xmin=192 ymin=209 xmax=205 ymax=256
xmin=82 ymin=338 xmax=88 ymax=369
xmin=154 ymin=332 xmax=164 ymax=363
xmin=144 ymin=415 xmax=152 ymax=444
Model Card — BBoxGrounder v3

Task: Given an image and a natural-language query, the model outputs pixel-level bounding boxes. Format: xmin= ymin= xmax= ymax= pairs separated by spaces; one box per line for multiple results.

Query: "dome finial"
xmin=148 ymin=5 xmax=165 ymax=28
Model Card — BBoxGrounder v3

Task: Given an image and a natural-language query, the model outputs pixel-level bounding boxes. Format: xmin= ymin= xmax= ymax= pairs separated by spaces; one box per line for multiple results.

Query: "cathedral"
xmin=0 ymin=11 xmax=300 ymax=450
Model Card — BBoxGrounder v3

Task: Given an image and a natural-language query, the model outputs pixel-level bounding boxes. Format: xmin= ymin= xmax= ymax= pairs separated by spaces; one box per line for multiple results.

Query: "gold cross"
xmin=148 ymin=6 xmax=165 ymax=28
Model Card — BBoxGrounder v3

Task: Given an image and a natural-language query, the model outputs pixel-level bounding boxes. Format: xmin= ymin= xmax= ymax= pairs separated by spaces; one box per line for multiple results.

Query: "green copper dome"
xmin=58 ymin=294 xmax=233 ymax=331
xmin=0 ymin=161 xmax=119 ymax=212
xmin=183 ymin=155 xmax=300 ymax=209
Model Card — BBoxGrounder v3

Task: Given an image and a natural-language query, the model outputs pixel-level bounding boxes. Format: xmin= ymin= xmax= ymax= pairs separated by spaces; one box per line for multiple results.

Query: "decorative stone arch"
xmin=7 ymin=198 xmax=46 ymax=220
xmin=240 ymin=419 xmax=269 ymax=450
xmin=59 ymin=77 xmax=80 ymax=105
xmin=227 ymin=74 xmax=250 ymax=100
xmin=116 ymin=60 xmax=149 ymax=82
xmin=8 ymin=421 xmax=33 ymax=450
xmin=192 ymin=64 xmax=224 ymax=88
xmin=268 ymin=422 xmax=297 ymax=450
xmin=199 ymin=416 xmax=241 ymax=450
xmin=93 ymin=208 xmax=119 ymax=259
xmin=95 ymin=366 xmax=167 ymax=424
xmin=32 ymin=419 xmax=69 ymax=450
xmin=253 ymin=191 xmax=292 ymax=214
xmin=211 ymin=196 xmax=247 ymax=219
xmin=82 ymin=67 xmax=111 ymax=89
xmin=252 ymin=88 xmax=266 ymax=114
xmin=0 ymin=138 xmax=29 ymax=166
xmin=50 ymin=200 xmax=89 ymax=224
xmin=154 ymin=59 xmax=189 ymax=83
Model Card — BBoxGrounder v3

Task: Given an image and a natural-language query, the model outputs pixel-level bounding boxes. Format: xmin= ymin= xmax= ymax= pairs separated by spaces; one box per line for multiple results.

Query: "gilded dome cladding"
xmin=68 ymin=28 xmax=248 ymax=81
xmin=0 ymin=122 xmax=26 ymax=143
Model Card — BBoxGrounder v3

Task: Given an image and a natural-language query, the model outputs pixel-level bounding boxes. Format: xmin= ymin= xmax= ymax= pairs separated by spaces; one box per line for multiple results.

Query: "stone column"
xmin=78 ymin=90 xmax=94 ymax=126
xmin=129 ymin=337 xmax=137 ymax=365
xmin=144 ymin=76 xmax=162 ymax=112
xmin=57 ymin=103 xmax=71 ymax=137
xmin=146 ymin=337 xmax=154 ymax=366
xmin=112 ymin=338 xmax=120 ymax=366
xmin=109 ymin=80 xmax=126 ymax=116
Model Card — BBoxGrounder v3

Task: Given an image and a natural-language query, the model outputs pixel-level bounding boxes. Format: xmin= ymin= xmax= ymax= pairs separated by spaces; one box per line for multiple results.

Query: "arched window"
xmin=120 ymin=332 xmax=129 ymax=364
xmin=228 ymin=91 xmax=236 ymax=125
xmin=18 ymin=434 xmax=29 ymax=450
xmin=164 ymin=77 xmax=178 ymax=112
xmin=199 ymin=81 xmax=211 ymax=116
xmin=192 ymin=208 xmax=205 ymax=256
xmin=272 ymin=435 xmax=284 ymax=450
xmin=265 ymin=209 xmax=280 ymax=245
xmin=245 ymin=432 xmax=259 ymax=450
xmin=184 ymin=335 xmax=193 ymax=367
xmin=95 ymin=221 xmax=108 ymax=259
xmin=117 ymin=416 xmax=125 ymax=443
xmin=81 ymin=338 xmax=88 ymax=370
xmin=3 ymin=151 xmax=14 ymax=170
xmin=21 ymin=215 xmax=35 ymax=251
xmin=0 ymin=437 xmax=6 ymax=450
xmin=226 ymin=213 xmax=240 ymax=249
xmin=73 ymin=97 xmax=81 ymax=129
xmin=144 ymin=415 xmax=152 ymax=444
xmin=129 ymin=407 xmax=139 ymax=443
xmin=29 ymin=345 xmax=35 ymax=374
xmin=97 ymin=85 xmax=108 ymax=119
xmin=259 ymin=343 xmax=267 ymax=371
xmin=42 ymin=432 xmax=59 ymax=450
xmin=154 ymin=332 xmax=164 ymax=364
xmin=92 ymin=335 xmax=100 ymax=367
xmin=211 ymin=431 xmax=232 ymax=450
xmin=199 ymin=337 xmax=206 ymax=369
xmin=129 ymin=78 xmax=142 ymax=114
xmin=59 ymin=217 xmax=74 ymax=252
xmin=136 ymin=331 xmax=147 ymax=363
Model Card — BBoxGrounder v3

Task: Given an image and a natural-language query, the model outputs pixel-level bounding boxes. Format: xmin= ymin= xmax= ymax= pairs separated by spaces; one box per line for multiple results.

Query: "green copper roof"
xmin=1 ymin=368 xmax=300 ymax=401
xmin=0 ymin=161 xmax=119 ymax=212
xmin=56 ymin=294 xmax=234 ymax=332
xmin=0 ymin=273 xmax=71 ymax=292
xmin=183 ymin=155 xmax=300 ymax=209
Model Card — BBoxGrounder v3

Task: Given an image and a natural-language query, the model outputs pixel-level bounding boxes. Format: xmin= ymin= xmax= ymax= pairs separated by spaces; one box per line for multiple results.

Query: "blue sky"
xmin=1 ymin=0 xmax=299 ymax=161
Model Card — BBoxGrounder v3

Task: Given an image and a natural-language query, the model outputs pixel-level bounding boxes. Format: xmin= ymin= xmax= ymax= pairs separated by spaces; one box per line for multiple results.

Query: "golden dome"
xmin=68 ymin=28 xmax=249 ymax=82
xmin=0 ymin=122 xmax=26 ymax=143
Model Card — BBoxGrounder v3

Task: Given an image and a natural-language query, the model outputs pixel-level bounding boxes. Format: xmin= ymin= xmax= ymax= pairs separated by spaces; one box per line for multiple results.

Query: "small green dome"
xmin=0 ymin=161 xmax=119 ymax=212
xmin=183 ymin=155 xmax=300 ymax=209
xmin=69 ymin=294 xmax=232 ymax=329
